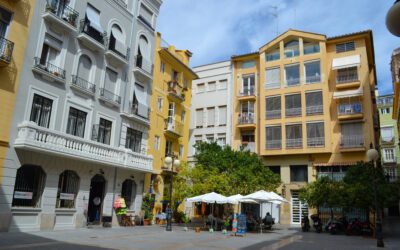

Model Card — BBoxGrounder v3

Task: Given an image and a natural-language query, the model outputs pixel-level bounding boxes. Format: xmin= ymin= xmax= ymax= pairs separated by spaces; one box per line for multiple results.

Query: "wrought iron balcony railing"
xmin=306 ymin=105 xmax=323 ymax=115
xmin=340 ymin=135 xmax=364 ymax=148
xmin=266 ymin=140 xmax=282 ymax=149
xmin=337 ymin=72 xmax=358 ymax=84
xmin=266 ymin=110 xmax=281 ymax=119
xmin=307 ymin=137 xmax=325 ymax=147
xmin=239 ymin=87 xmax=255 ymax=96
xmin=135 ymin=54 xmax=153 ymax=75
xmin=338 ymin=103 xmax=362 ymax=115
xmin=286 ymin=107 xmax=302 ymax=117
xmin=238 ymin=113 xmax=255 ymax=125
xmin=45 ymin=0 xmax=79 ymax=28
xmin=0 ymin=36 xmax=14 ymax=64
xmin=100 ymin=88 xmax=121 ymax=104
xmin=71 ymin=75 xmax=96 ymax=93
xmin=79 ymin=19 xmax=106 ymax=45
xmin=286 ymin=138 xmax=303 ymax=148
xmin=33 ymin=57 xmax=66 ymax=79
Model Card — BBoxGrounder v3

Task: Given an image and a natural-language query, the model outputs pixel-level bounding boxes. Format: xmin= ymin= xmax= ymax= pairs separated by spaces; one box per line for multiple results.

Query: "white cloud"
xmin=157 ymin=0 xmax=399 ymax=94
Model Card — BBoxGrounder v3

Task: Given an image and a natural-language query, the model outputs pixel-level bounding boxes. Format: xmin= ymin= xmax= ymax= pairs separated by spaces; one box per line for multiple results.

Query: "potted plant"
xmin=222 ymin=219 xmax=230 ymax=235
xmin=141 ymin=194 xmax=155 ymax=225
xmin=68 ymin=12 xmax=78 ymax=26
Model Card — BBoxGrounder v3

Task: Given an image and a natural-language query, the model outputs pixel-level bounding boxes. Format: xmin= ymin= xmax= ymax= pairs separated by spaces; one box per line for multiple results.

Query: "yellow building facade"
xmin=232 ymin=30 xmax=378 ymax=224
xmin=0 ymin=0 xmax=35 ymax=184
xmin=146 ymin=32 xmax=197 ymax=212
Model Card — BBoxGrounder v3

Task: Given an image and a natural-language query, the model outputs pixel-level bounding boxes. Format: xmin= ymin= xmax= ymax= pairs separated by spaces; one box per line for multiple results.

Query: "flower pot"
xmin=195 ymin=227 xmax=201 ymax=233
xmin=143 ymin=219 xmax=150 ymax=225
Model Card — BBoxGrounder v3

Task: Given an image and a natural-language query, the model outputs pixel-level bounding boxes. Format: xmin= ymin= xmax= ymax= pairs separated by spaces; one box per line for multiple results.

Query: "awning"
xmin=333 ymin=86 xmax=363 ymax=99
xmin=86 ymin=5 xmax=104 ymax=33
xmin=111 ymin=26 xmax=127 ymax=55
xmin=332 ymin=55 xmax=360 ymax=70
xmin=134 ymin=83 xmax=149 ymax=118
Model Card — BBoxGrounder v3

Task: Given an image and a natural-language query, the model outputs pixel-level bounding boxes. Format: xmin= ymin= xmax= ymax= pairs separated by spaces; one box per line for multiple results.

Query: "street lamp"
xmin=386 ymin=0 xmax=400 ymax=37
xmin=367 ymin=147 xmax=384 ymax=248
xmin=164 ymin=155 xmax=180 ymax=231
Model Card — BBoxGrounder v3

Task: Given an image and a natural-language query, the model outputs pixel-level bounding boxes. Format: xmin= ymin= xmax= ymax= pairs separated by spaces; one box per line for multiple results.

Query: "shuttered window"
xmin=207 ymin=107 xmax=215 ymax=127
xmin=266 ymin=126 xmax=281 ymax=149
xmin=336 ymin=41 xmax=355 ymax=53
xmin=266 ymin=96 xmax=281 ymax=119
xmin=307 ymin=122 xmax=325 ymax=147
xmin=286 ymin=124 xmax=302 ymax=148
xmin=139 ymin=4 xmax=153 ymax=25
xmin=196 ymin=109 xmax=203 ymax=128
xmin=265 ymin=67 xmax=280 ymax=89
xmin=305 ymin=91 xmax=323 ymax=115
xmin=218 ymin=106 xmax=227 ymax=126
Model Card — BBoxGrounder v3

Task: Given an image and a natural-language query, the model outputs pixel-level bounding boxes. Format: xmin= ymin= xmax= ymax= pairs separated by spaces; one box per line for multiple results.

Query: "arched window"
xmin=12 ymin=165 xmax=46 ymax=207
xmin=109 ymin=24 xmax=126 ymax=56
xmin=121 ymin=179 xmax=136 ymax=209
xmin=56 ymin=170 xmax=80 ymax=208
xmin=136 ymin=35 xmax=149 ymax=69
xmin=77 ymin=54 xmax=92 ymax=81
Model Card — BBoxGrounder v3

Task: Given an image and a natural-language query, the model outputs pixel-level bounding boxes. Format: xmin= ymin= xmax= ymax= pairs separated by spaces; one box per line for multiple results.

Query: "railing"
xmin=338 ymin=103 xmax=362 ymax=115
xmin=79 ymin=19 xmax=106 ymax=46
xmin=33 ymin=57 xmax=66 ymax=79
xmin=238 ymin=113 xmax=255 ymax=125
xmin=241 ymin=142 xmax=255 ymax=152
xmin=129 ymin=101 xmax=150 ymax=119
xmin=167 ymin=80 xmax=185 ymax=101
xmin=112 ymin=0 xmax=127 ymax=8
xmin=14 ymin=121 xmax=153 ymax=172
xmin=286 ymin=78 xmax=300 ymax=86
xmin=265 ymin=82 xmax=280 ymax=89
xmin=305 ymin=75 xmax=321 ymax=84
xmin=135 ymin=55 xmax=153 ymax=75
xmin=108 ymin=40 xmax=130 ymax=61
xmin=266 ymin=110 xmax=281 ymax=119
xmin=337 ymin=71 xmax=358 ymax=84
xmin=239 ymin=87 xmax=255 ymax=96
xmin=306 ymin=105 xmax=323 ymax=115
xmin=340 ymin=135 xmax=364 ymax=148
xmin=307 ymin=137 xmax=325 ymax=147
xmin=165 ymin=118 xmax=184 ymax=136
xmin=286 ymin=138 xmax=303 ymax=148
xmin=381 ymin=136 xmax=394 ymax=143
xmin=317 ymin=172 xmax=346 ymax=181
xmin=303 ymin=44 xmax=320 ymax=55
xmin=71 ymin=75 xmax=96 ymax=93
xmin=45 ymin=0 xmax=79 ymax=28
xmin=266 ymin=140 xmax=281 ymax=149
xmin=100 ymin=88 xmax=121 ymax=104
xmin=285 ymin=107 xmax=302 ymax=117
xmin=0 ymin=37 xmax=14 ymax=64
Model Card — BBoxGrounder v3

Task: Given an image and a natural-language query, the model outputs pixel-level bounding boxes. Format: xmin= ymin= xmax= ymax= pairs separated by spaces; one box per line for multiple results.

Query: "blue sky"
xmin=157 ymin=0 xmax=399 ymax=94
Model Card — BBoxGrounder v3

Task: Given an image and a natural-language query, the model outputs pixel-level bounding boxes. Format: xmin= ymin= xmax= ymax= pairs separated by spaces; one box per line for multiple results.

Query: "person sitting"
xmin=263 ymin=212 xmax=274 ymax=229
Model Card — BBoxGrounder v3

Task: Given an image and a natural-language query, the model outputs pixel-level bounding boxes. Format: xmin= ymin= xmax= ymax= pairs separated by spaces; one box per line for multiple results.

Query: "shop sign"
xmin=60 ymin=193 xmax=75 ymax=200
xmin=14 ymin=191 xmax=33 ymax=200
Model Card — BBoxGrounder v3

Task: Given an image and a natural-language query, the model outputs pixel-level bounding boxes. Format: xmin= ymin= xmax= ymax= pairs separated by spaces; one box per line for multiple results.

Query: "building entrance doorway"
xmin=87 ymin=174 xmax=106 ymax=224
xmin=291 ymin=190 xmax=308 ymax=224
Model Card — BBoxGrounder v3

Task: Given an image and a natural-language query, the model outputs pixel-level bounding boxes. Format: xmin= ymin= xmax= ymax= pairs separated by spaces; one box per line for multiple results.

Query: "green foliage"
xmin=142 ymin=193 xmax=155 ymax=219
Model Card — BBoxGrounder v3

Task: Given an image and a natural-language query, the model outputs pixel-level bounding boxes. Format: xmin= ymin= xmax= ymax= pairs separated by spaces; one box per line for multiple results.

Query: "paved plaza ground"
xmin=0 ymin=221 xmax=399 ymax=250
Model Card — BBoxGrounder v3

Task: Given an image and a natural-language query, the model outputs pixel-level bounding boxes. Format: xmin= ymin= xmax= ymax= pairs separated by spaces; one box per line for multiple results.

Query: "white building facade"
xmin=188 ymin=61 xmax=233 ymax=161
xmin=0 ymin=0 xmax=161 ymax=232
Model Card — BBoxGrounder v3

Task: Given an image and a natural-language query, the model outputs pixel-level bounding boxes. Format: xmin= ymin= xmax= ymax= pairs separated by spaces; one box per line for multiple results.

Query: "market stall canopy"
xmin=267 ymin=191 xmax=289 ymax=204
xmin=241 ymin=190 xmax=287 ymax=203
xmin=332 ymin=55 xmax=360 ymax=70
xmin=333 ymin=86 xmax=363 ymax=99
xmin=227 ymin=194 xmax=243 ymax=204
xmin=186 ymin=192 xmax=228 ymax=204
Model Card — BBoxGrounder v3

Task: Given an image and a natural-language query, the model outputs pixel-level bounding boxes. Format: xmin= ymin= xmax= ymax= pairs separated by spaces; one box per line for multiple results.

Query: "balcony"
xmin=266 ymin=140 xmax=281 ymax=150
xmin=70 ymin=75 xmax=96 ymax=96
xmin=307 ymin=137 xmax=325 ymax=147
xmin=120 ymin=102 xmax=150 ymax=126
xmin=317 ymin=172 xmax=345 ymax=181
xmin=305 ymin=75 xmax=321 ymax=84
xmin=266 ymin=110 xmax=281 ymax=120
xmin=14 ymin=121 xmax=153 ymax=173
xmin=133 ymin=55 xmax=153 ymax=81
xmin=32 ymin=57 xmax=66 ymax=84
xmin=285 ymin=107 xmax=302 ymax=117
xmin=42 ymin=1 xmax=79 ymax=33
xmin=285 ymin=78 xmax=300 ymax=87
xmin=336 ymin=71 xmax=360 ymax=89
xmin=77 ymin=19 xmax=106 ymax=52
xmin=286 ymin=138 xmax=303 ymax=149
xmin=99 ymin=88 xmax=121 ymax=107
xmin=241 ymin=142 xmax=255 ymax=152
xmin=105 ymin=41 xmax=129 ymax=66
xmin=0 ymin=37 xmax=14 ymax=66
xmin=340 ymin=135 xmax=365 ymax=151
xmin=164 ymin=118 xmax=184 ymax=138
xmin=167 ymin=80 xmax=185 ymax=103
xmin=264 ymin=82 xmax=280 ymax=89
xmin=238 ymin=87 xmax=256 ymax=101
xmin=337 ymin=103 xmax=363 ymax=120
xmin=381 ymin=136 xmax=395 ymax=145
xmin=306 ymin=105 xmax=323 ymax=116
xmin=238 ymin=113 xmax=256 ymax=130
xmin=112 ymin=0 xmax=128 ymax=9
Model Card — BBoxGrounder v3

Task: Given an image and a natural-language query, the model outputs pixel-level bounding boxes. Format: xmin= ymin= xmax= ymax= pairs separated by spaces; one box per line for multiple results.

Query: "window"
xmin=218 ymin=106 xmax=227 ymax=126
xmin=207 ymin=107 xmax=215 ymax=127
xmin=337 ymin=67 xmax=358 ymax=83
xmin=12 ymin=165 xmax=46 ymax=207
xmin=304 ymin=60 xmax=321 ymax=83
xmin=167 ymin=102 xmax=175 ymax=125
xmin=285 ymin=94 xmax=301 ymax=117
xmin=157 ymin=96 xmax=163 ymax=111
xmin=383 ymin=148 xmax=395 ymax=163
xmin=121 ymin=179 xmax=136 ymax=209
xmin=265 ymin=96 xmax=281 ymax=119
xmin=181 ymin=110 xmax=186 ymax=123
xmin=40 ymin=33 xmax=62 ymax=67
xmin=284 ymin=40 xmax=299 ymax=58
xmin=139 ymin=3 xmax=153 ymax=26
xmin=136 ymin=36 xmax=149 ymax=70
xmin=303 ymin=42 xmax=320 ymax=55
xmin=266 ymin=48 xmax=280 ymax=61
xmin=183 ymin=79 xmax=188 ymax=89
xmin=307 ymin=122 xmax=325 ymax=147
xmin=172 ymin=70 xmax=179 ymax=82
xmin=208 ymin=82 xmax=216 ymax=91
xmin=290 ymin=165 xmax=308 ymax=182
xmin=206 ymin=134 xmax=214 ymax=142
xmin=195 ymin=109 xmax=203 ymax=128
xmin=305 ymin=91 xmax=323 ymax=115
xmin=381 ymin=126 xmax=394 ymax=142
xmin=241 ymin=131 xmax=255 ymax=142
xmin=109 ymin=24 xmax=125 ymax=55
xmin=66 ymin=107 xmax=87 ymax=138
xmin=218 ymin=80 xmax=227 ymax=90
xmin=217 ymin=133 xmax=226 ymax=146
xmin=179 ymin=144 xmax=184 ymax=157
xmin=265 ymin=67 xmax=280 ymax=89
xmin=56 ymin=170 xmax=79 ymax=209
xmin=239 ymin=101 xmax=255 ymax=124
xmin=268 ymin=166 xmax=281 ymax=176
xmin=154 ymin=136 xmax=160 ymax=150
xmin=241 ymin=60 xmax=255 ymax=69
xmin=0 ymin=7 xmax=12 ymax=38
xmin=30 ymin=94 xmax=53 ymax=128
xmin=197 ymin=83 xmax=205 ymax=93
xmin=381 ymin=108 xmax=390 ymax=114
xmin=160 ymin=61 xmax=165 ymax=73
xmin=285 ymin=64 xmax=300 ymax=86
xmin=193 ymin=135 xmax=202 ymax=155
xmin=76 ymin=55 xmax=92 ymax=83
xmin=95 ymin=118 xmax=112 ymax=145
xmin=286 ymin=124 xmax=302 ymax=148
xmin=336 ymin=41 xmax=355 ymax=53
xmin=165 ymin=140 xmax=173 ymax=156
xmin=102 ymin=68 xmax=118 ymax=101
xmin=126 ymin=128 xmax=142 ymax=153
xmin=241 ymin=75 xmax=255 ymax=95
xmin=341 ymin=123 xmax=363 ymax=148
xmin=266 ymin=126 xmax=281 ymax=149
